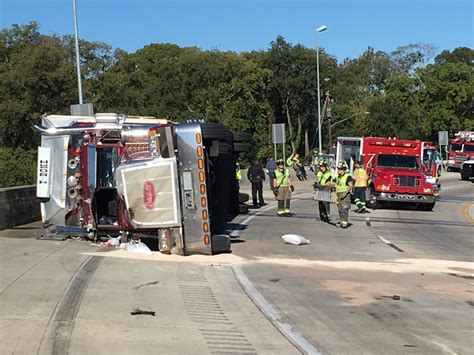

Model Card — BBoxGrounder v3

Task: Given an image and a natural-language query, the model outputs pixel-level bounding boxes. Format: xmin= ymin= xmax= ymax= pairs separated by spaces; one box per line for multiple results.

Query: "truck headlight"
xmin=423 ymin=188 xmax=432 ymax=193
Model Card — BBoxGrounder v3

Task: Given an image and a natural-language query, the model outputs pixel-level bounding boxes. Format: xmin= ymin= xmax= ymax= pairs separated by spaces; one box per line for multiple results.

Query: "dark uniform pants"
xmin=318 ymin=201 xmax=330 ymax=220
xmin=353 ymin=186 xmax=366 ymax=210
xmin=337 ymin=192 xmax=351 ymax=226
xmin=251 ymin=181 xmax=264 ymax=205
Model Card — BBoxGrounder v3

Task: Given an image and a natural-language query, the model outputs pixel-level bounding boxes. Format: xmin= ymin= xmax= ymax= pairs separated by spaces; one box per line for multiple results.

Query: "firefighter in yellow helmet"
xmin=335 ymin=161 xmax=354 ymax=228
xmin=273 ymin=159 xmax=294 ymax=216
xmin=315 ymin=160 xmax=332 ymax=222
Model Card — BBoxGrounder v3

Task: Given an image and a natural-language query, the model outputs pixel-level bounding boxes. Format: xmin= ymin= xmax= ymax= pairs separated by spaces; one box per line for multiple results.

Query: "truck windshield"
xmin=377 ymin=154 xmax=420 ymax=169
xmin=464 ymin=144 xmax=474 ymax=152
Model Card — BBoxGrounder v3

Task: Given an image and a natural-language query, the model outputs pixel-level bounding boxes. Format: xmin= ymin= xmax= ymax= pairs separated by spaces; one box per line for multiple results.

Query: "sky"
xmin=1 ymin=0 xmax=472 ymax=62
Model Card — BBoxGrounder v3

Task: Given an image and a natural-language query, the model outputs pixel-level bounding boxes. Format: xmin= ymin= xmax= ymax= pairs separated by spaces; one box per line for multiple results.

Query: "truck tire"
xmin=460 ymin=174 xmax=468 ymax=181
xmin=233 ymin=132 xmax=252 ymax=142
xmin=234 ymin=142 xmax=250 ymax=153
xmin=419 ymin=202 xmax=435 ymax=211
xmin=239 ymin=192 xmax=249 ymax=203
xmin=366 ymin=187 xmax=379 ymax=209
xmin=201 ymin=123 xmax=228 ymax=140
xmin=239 ymin=204 xmax=249 ymax=214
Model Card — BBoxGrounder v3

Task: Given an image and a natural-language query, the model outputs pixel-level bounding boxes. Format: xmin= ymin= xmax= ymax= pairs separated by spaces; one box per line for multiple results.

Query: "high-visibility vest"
xmin=286 ymin=156 xmax=293 ymax=167
xmin=316 ymin=170 xmax=332 ymax=185
xmin=275 ymin=169 xmax=290 ymax=187
xmin=236 ymin=164 xmax=242 ymax=181
xmin=336 ymin=172 xmax=351 ymax=193
xmin=353 ymin=167 xmax=368 ymax=187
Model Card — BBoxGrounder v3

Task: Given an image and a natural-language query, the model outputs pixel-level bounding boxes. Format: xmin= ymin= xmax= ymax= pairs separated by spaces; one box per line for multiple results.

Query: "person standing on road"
xmin=247 ymin=159 xmax=266 ymax=207
xmin=264 ymin=156 xmax=277 ymax=189
xmin=315 ymin=160 xmax=332 ymax=222
xmin=273 ymin=160 xmax=294 ymax=216
xmin=335 ymin=162 xmax=354 ymax=228
xmin=353 ymin=160 xmax=368 ymax=213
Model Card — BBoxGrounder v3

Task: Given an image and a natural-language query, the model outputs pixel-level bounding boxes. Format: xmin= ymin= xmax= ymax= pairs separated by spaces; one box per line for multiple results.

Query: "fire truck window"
xmin=451 ymin=144 xmax=462 ymax=151
xmin=97 ymin=148 xmax=118 ymax=188
xmin=464 ymin=145 xmax=474 ymax=152
xmin=377 ymin=154 xmax=419 ymax=169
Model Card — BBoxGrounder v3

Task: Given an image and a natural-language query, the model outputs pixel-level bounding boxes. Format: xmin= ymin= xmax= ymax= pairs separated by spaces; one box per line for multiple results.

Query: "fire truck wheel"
xmin=418 ymin=202 xmax=435 ymax=211
xmin=447 ymin=167 xmax=452 ymax=172
xmin=366 ymin=188 xmax=379 ymax=209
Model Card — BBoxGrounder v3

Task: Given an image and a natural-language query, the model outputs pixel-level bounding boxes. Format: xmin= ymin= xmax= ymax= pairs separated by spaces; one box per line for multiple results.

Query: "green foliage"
xmin=0 ymin=22 xmax=472 ymax=187
xmin=0 ymin=147 xmax=37 ymax=187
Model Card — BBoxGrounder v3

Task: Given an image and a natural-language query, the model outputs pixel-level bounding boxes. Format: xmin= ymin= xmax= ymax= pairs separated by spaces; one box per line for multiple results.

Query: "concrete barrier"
xmin=0 ymin=185 xmax=41 ymax=230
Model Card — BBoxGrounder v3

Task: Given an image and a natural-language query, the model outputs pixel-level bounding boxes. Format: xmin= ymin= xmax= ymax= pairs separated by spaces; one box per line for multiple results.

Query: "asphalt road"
xmin=231 ymin=171 xmax=474 ymax=354
xmin=0 ymin=171 xmax=472 ymax=354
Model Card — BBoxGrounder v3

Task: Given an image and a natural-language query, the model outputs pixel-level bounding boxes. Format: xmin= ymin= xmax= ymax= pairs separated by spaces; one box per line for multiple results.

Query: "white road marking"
xmin=230 ymin=198 xmax=320 ymax=354
xmin=232 ymin=265 xmax=321 ymax=355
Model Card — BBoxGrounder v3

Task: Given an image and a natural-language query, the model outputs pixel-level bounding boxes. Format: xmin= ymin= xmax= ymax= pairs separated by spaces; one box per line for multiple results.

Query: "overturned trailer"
xmin=35 ymin=113 xmax=250 ymax=255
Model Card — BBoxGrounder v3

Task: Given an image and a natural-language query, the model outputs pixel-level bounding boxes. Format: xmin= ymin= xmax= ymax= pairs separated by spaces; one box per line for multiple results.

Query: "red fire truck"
xmin=336 ymin=137 xmax=436 ymax=210
xmin=35 ymin=113 xmax=250 ymax=255
xmin=447 ymin=131 xmax=474 ymax=171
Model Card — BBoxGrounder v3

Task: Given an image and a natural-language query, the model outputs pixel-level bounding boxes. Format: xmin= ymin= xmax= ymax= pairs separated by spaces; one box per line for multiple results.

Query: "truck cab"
xmin=35 ymin=113 xmax=249 ymax=255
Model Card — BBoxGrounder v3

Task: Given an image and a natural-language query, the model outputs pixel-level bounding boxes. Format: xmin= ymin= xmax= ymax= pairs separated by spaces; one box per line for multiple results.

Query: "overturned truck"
xmin=35 ymin=113 xmax=250 ymax=255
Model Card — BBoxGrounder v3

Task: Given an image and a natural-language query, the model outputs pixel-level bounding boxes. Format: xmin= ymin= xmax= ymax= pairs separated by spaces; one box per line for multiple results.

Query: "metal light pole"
xmin=72 ymin=0 xmax=83 ymax=104
xmin=316 ymin=25 xmax=327 ymax=155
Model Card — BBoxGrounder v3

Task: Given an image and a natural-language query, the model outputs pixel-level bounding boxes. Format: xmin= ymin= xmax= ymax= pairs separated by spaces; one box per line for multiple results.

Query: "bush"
xmin=0 ymin=147 xmax=37 ymax=188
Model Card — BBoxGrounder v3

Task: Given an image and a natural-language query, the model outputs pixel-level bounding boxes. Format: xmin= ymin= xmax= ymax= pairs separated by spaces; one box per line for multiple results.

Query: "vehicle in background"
xmin=460 ymin=159 xmax=474 ymax=182
xmin=447 ymin=131 xmax=474 ymax=171
xmin=336 ymin=137 xmax=436 ymax=211
xmin=35 ymin=113 xmax=250 ymax=255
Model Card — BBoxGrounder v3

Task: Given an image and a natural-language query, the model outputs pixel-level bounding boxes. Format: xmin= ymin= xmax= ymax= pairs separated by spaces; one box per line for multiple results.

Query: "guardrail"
xmin=0 ymin=185 xmax=41 ymax=230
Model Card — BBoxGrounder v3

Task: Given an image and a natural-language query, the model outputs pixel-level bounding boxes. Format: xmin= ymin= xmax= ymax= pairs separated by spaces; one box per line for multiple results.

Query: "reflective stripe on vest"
xmin=275 ymin=169 xmax=290 ymax=186
xmin=336 ymin=173 xmax=350 ymax=193
xmin=353 ymin=168 xmax=367 ymax=187
xmin=316 ymin=170 xmax=332 ymax=185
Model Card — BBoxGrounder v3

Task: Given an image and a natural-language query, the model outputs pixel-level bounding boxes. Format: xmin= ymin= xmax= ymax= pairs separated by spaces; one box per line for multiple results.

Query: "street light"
xmin=72 ymin=0 xmax=83 ymax=104
xmin=316 ymin=25 xmax=327 ymax=156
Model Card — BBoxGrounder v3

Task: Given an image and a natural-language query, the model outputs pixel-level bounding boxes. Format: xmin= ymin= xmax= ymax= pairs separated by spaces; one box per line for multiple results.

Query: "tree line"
xmin=0 ymin=22 xmax=472 ymax=187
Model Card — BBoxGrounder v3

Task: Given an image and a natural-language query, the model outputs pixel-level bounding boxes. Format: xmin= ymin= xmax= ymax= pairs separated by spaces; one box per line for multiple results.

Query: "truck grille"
xmin=394 ymin=175 xmax=415 ymax=187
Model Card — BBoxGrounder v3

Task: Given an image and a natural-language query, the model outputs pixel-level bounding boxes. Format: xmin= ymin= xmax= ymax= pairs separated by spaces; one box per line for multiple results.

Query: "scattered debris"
xmin=130 ymin=307 xmax=156 ymax=316
xmin=381 ymin=295 xmax=401 ymax=301
xmin=403 ymin=344 xmax=417 ymax=348
xmin=36 ymin=234 xmax=67 ymax=241
xmin=104 ymin=235 xmax=121 ymax=247
xmin=120 ymin=240 xmax=152 ymax=255
xmin=282 ymin=234 xmax=310 ymax=245
xmin=268 ymin=278 xmax=280 ymax=283
xmin=132 ymin=281 xmax=160 ymax=291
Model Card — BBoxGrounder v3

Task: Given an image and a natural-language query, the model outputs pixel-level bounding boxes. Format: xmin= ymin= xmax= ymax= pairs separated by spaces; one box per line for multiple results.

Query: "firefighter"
xmin=247 ymin=159 xmax=266 ymax=207
xmin=353 ymin=160 xmax=368 ymax=213
xmin=335 ymin=161 xmax=354 ymax=228
xmin=315 ymin=160 xmax=332 ymax=222
xmin=273 ymin=159 xmax=294 ymax=216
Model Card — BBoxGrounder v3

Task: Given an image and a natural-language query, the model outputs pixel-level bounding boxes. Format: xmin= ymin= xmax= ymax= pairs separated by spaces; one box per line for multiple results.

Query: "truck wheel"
xmin=201 ymin=123 xmax=228 ymax=140
xmin=233 ymin=132 xmax=252 ymax=142
xmin=419 ymin=202 xmax=435 ymax=211
xmin=234 ymin=142 xmax=250 ymax=153
xmin=366 ymin=188 xmax=379 ymax=209
xmin=461 ymin=174 xmax=468 ymax=181
xmin=447 ymin=167 xmax=452 ymax=172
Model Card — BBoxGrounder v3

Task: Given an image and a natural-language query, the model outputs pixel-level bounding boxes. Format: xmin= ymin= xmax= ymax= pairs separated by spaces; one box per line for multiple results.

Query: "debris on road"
xmin=104 ymin=235 xmax=121 ymax=247
xmin=282 ymin=234 xmax=310 ymax=245
xmin=120 ymin=240 xmax=153 ymax=255
xmin=381 ymin=295 xmax=401 ymax=301
xmin=132 ymin=281 xmax=160 ymax=291
xmin=130 ymin=307 xmax=156 ymax=316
